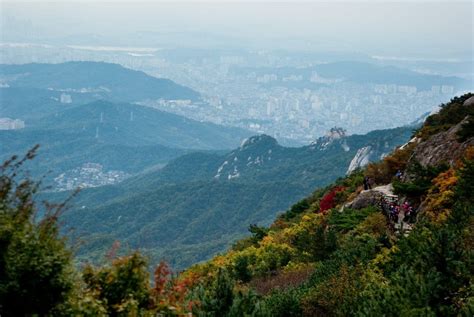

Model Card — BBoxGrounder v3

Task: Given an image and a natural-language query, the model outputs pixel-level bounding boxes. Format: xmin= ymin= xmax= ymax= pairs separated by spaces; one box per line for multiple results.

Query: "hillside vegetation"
xmin=1 ymin=94 xmax=473 ymax=316
xmin=0 ymin=62 xmax=252 ymax=187
xmin=55 ymin=125 xmax=412 ymax=269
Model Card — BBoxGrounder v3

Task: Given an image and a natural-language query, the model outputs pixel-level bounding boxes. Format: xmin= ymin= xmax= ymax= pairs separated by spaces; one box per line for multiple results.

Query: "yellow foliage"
xmin=353 ymin=213 xmax=387 ymax=237
xmin=464 ymin=146 xmax=474 ymax=161
xmin=370 ymin=246 xmax=398 ymax=270
xmin=423 ymin=168 xmax=458 ymax=223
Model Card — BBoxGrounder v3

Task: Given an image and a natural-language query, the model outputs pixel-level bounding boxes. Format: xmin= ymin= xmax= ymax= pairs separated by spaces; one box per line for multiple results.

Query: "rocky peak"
xmin=214 ymin=135 xmax=279 ymax=180
xmin=310 ymin=127 xmax=348 ymax=151
xmin=239 ymin=134 xmax=278 ymax=150
xmin=325 ymin=127 xmax=347 ymax=140
xmin=463 ymin=96 xmax=474 ymax=107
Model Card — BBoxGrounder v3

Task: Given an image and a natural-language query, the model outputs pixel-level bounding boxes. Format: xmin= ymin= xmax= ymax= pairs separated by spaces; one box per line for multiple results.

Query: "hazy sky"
xmin=1 ymin=1 xmax=472 ymax=57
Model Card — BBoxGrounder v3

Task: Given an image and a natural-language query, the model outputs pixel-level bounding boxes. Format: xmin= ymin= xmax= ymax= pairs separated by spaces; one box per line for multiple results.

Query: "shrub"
xmin=365 ymin=144 xmax=414 ymax=185
xmin=262 ymin=288 xmax=304 ymax=317
xmin=82 ymin=252 xmax=151 ymax=316
xmin=319 ymin=186 xmax=344 ymax=212
xmin=0 ymin=148 xmax=76 ymax=316
xmin=393 ymin=161 xmax=449 ymax=197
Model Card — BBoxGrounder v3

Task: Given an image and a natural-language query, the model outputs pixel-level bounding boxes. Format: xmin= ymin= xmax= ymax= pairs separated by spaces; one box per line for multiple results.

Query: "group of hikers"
xmin=382 ymin=199 xmax=416 ymax=224
xmin=362 ymin=171 xmax=417 ymax=226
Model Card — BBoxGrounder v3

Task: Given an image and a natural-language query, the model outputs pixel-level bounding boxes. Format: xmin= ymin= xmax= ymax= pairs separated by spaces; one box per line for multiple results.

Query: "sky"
xmin=1 ymin=1 xmax=472 ymax=57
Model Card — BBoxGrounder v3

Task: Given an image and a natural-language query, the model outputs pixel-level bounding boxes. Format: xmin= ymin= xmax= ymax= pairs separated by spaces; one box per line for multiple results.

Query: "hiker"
xmin=363 ymin=176 xmax=371 ymax=190
xmin=409 ymin=206 xmax=416 ymax=223
xmin=395 ymin=170 xmax=403 ymax=179
xmin=394 ymin=205 xmax=401 ymax=222
xmin=389 ymin=203 xmax=397 ymax=222
xmin=402 ymin=201 xmax=410 ymax=213
xmin=368 ymin=177 xmax=374 ymax=189
xmin=403 ymin=202 xmax=411 ymax=222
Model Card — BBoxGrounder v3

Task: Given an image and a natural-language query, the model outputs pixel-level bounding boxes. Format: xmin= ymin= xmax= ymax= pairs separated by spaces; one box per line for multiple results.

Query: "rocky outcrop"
xmin=309 ymin=127 xmax=347 ymax=151
xmin=411 ymin=117 xmax=474 ymax=168
xmin=346 ymin=184 xmax=396 ymax=210
xmin=347 ymin=189 xmax=384 ymax=209
xmin=463 ymin=96 xmax=474 ymax=107
xmin=346 ymin=146 xmax=372 ymax=174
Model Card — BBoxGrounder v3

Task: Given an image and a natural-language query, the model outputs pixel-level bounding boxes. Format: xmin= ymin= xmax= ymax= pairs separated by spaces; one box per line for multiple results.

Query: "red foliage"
xmin=319 ymin=186 xmax=344 ymax=213
xmin=153 ymin=261 xmax=172 ymax=295
xmin=152 ymin=262 xmax=200 ymax=313
xmin=105 ymin=241 xmax=121 ymax=261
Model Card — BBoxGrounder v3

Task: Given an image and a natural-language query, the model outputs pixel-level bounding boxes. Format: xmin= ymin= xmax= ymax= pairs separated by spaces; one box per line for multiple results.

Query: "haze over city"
xmin=2 ymin=1 xmax=473 ymax=57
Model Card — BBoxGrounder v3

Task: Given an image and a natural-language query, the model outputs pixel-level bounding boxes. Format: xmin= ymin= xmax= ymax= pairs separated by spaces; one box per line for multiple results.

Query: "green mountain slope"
xmin=164 ymin=93 xmax=472 ymax=316
xmin=56 ymin=125 xmax=413 ymax=268
xmin=0 ymin=100 xmax=252 ymax=186
xmin=0 ymin=61 xmax=199 ymax=102
xmin=3 ymin=95 xmax=472 ymax=316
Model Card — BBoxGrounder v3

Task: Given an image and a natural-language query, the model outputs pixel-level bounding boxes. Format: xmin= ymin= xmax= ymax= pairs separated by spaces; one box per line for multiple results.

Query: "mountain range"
xmin=233 ymin=61 xmax=471 ymax=90
xmin=0 ymin=62 xmax=255 ymax=184
xmin=50 ymin=125 xmax=414 ymax=268
xmin=0 ymin=61 xmax=199 ymax=102
xmin=0 ymin=60 xmax=436 ymax=269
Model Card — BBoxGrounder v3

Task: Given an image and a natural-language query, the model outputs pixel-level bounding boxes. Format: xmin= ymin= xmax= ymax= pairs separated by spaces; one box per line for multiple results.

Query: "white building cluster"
xmin=0 ymin=117 xmax=25 ymax=130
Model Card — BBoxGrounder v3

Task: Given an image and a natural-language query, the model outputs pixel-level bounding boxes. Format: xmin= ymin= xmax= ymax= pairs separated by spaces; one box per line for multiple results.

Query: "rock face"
xmin=309 ymin=127 xmax=347 ymax=151
xmin=347 ymin=184 xmax=396 ymax=210
xmin=346 ymin=146 xmax=372 ymax=174
xmin=348 ymin=190 xmax=384 ymax=209
xmin=412 ymin=117 xmax=474 ymax=168
xmin=463 ymin=96 xmax=474 ymax=107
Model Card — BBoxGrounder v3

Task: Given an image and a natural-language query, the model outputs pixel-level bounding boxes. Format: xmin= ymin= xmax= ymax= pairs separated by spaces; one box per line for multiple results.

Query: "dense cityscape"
xmin=1 ymin=43 xmax=466 ymax=145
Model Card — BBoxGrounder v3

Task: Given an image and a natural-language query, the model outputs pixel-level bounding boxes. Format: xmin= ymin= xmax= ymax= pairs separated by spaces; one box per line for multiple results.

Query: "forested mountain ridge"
xmin=0 ymin=62 xmax=253 ymax=190
xmin=54 ymin=123 xmax=413 ymax=269
xmin=0 ymin=99 xmax=253 ymax=187
xmin=0 ymin=61 xmax=199 ymax=102
xmin=163 ymin=93 xmax=472 ymax=316
xmin=1 ymin=94 xmax=472 ymax=316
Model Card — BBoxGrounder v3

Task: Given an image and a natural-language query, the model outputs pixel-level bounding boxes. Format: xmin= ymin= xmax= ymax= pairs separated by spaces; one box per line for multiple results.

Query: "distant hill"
xmin=0 ymin=87 xmax=99 ymax=122
xmin=0 ymin=61 xmax=200 ymax=102
xmin=232 ymin=61 xmax=470 ymax=90
xmin=53 ymin=125 xmax=413 ymax=269
xmin=28 ymin=100 xmax=252 ymax=149
xmin=0 ymin=100 xmax=253 ymax=185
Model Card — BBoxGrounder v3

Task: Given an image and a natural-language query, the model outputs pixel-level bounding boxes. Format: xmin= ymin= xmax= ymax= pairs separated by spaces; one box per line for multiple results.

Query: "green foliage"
xmin=292 ymin=219 xmax=338 ymax=262
xmin=0 ymin=148 xmax=76 ymax=316
xmin=455 ymin=152 xmax=474 ymax=207
xmin=457 ymin=116 xmax=474 ymax=142
xmin=327 ymin=206 xmax=378 ymax=232
xmin=393 ymin=161 xmax=449 ymax=196
xmin=248 ymin=224 xmax=269 ymax=243
xmin=232 ymin=255 xmax=252 ymax=283
xmin=419 ymin=93 xmax=474 ymax=140
xmin=193 ymin=269 xmax=238 ymax=317
xmin=281 ymin=198 xmax=311 ymax=221
xmin=82 ymin=252 xmax=151 ymax=316
xmin=261 ymin=288 xmax=304 ymax=317
xmin=302 ymin=265 xmax=366 ymax=317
